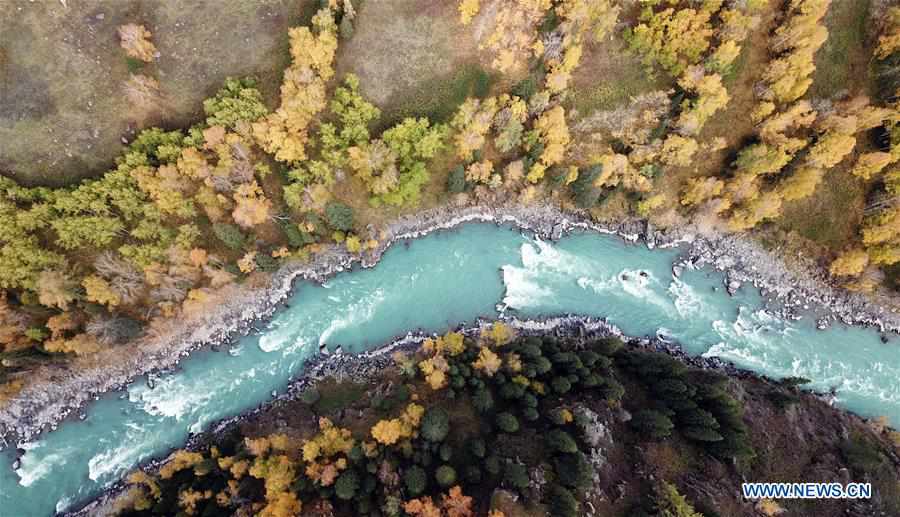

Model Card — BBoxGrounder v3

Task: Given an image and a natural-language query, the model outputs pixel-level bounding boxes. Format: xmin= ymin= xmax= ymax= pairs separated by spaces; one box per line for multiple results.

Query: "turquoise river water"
xmin=1 ymin=223 xmax=899 ymax=516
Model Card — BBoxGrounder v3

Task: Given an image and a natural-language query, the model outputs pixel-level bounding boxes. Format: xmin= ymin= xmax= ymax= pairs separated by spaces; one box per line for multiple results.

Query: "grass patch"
xmin=565 ymin=39 xmax=661 ymax=116
xmin=313 ymin=379 xmax=369 ymax=414
xmin=380 ymin=63 xmax=497 ymax=129
xmin=777 ymin=168 xmax=866 ymax=251
xmin=809 ymin=0 xmax=871 ymax=98
xmin=125 ymin=57 xmax=146 ymax=74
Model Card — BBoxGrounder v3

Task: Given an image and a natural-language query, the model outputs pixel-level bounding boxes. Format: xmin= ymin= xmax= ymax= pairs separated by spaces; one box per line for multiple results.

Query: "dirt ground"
xmin=0 ymin=0 xmax=313 ymax=187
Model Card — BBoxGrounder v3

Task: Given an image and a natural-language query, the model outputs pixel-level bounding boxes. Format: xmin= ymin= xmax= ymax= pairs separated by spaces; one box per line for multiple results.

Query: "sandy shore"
xmin=2 ymin=203 xmax=897 ymax=446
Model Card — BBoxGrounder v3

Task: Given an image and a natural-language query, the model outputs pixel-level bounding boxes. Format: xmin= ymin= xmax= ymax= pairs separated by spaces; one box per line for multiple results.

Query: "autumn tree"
xmin=458 ymin=0 xmax=480 ymax=25
xmin=675 ymin=66 xmax=729 ymax=136
xmin=758 ymin=0 xmax=830 ymax=106
xmin=876 ymin=7 xmax=900 ymax=60
xmin=829 ymin=248 xmax=870 ymax=277
xmin=253 ymin=8 xmax=338 ymax=163
xmin=37 ymin=270 xmax=78 ymax=310
xmin=477 ymin=0 xmax=550 ymax=73
xmin=627 ymin=1 xmax=720 ymax=76
xmin=232 ymin=181 xmax=272 ymax=228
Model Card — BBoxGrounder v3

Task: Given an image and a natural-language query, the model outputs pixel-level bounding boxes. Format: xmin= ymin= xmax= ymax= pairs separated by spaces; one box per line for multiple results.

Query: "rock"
xmin=550 ymin=223 xmax=565 ymax=241
xmin=726 ymin=279 xmax=741 ymax=296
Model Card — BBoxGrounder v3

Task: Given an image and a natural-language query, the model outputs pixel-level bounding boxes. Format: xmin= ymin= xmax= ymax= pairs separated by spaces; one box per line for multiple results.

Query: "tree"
xmin=334 ymin=470 xmax=359 ymax=500
xmin=447 ymin=165 xmax=467 ymax=194
xmin=681 ymin=177 xmax=724 ymax=206
xmin=43 ymin=333 xmax=101 ymax=355
xmin=404 ymin=465 xmax=428 ymax=496
xmin=496 ymin=412 xmax=520 ymax=433
xmin=232 ymin=181 xmax=272 ymax=228
xmin=546 ymin=484 xmax=579 ymax=517
xmin=502 ymin=462 xmax=529 ymax=490
xmin=473 ymin=346 xmax=502 ymax=376
xmin=546 ymin=429 xmax=578 ymax=453
xmin=570 ymin=165 xmax=602 ymax=208
xmin=37 ymin=270 xmax=77 ymax=310
xmin=212 ymin=223 xmax=247 ymax=250
xmin=436 ymin=465 xmax=457 ymax=488
xmin=554 ymin=452 xmax=593 ymax=489
xmin=320 ymin=74 xmax=381 ymax=167
xmin=458 ymin=0 xmax=480 ymax=25
xmin=441 ymin=486 xmax=473 ymax=517
xmin=875 ymin=7 xmax=900 ymax=59
xmin=83 ymin=275 xmax=121 ymax=307
xmin=661 ymin=135 xmax=699 ymax=167
xmin=51 ymin=216 xmax=124 ymax=250
xmin=759 ymin=0 xmax=829 ymax=105
xmin=851 ymin=152 xmax=893 ymax=180
xmin=675 ymin=67 xmax=729 ymax=135
xmin=204 ymin=78 xmax=269 ymax=129
xmin=421 ymin=408 xmax=450 ymax=442
xmin=252 ymin=9 xmax=338 ymax=163
xmin=627 ymin=4 xmax=717 ymax=75
xmin=118 ymin=24 xmax=158 ymax=62
xmin=829 ymin=248 xmax=869 ymax=277
xmin=776 ymin=166 xmax=824 ymax=202
xmin=532 ymin=106 xmax=571 ymax=171
xmin=631 ymin=410 xmax=674 ymax=440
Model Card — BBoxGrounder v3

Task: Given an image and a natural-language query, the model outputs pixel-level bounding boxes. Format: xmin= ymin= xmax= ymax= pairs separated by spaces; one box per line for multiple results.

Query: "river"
xmin=1 ymin=223 xmax=898 ymax=516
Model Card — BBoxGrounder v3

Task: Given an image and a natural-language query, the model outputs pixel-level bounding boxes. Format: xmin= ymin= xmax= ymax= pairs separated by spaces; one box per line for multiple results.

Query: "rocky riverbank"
xmin=1 ymin=202 xmax=897 ymax=447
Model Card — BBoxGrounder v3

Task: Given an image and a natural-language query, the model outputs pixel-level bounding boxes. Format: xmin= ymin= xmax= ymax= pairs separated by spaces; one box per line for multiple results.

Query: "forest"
xmin=2 ymin=0 xmax=899 ymax=404
xmin=109 ymin=325 xmax=900 ymax=517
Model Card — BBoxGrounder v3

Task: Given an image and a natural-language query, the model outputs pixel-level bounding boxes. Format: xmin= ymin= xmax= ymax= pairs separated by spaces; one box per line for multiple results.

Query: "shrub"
xmin=496 ymin=412 xmax=520 ymax=433
xmin=421 ymin=408 xmax=450 ymax=442
xmin=503 ymin=462 xmax=530 ymax=490
xmin=300 ymin=387 xmax=321 ymax=405
xmin=631 ymin=410 xmax=674 ymax=440
xmin=404 ymin=465 xmax=427 ymax=496
xmin=447 ymin=165 xmax=466 ymax=193
xmin=325 ymin=201 xmax=354 ymax=231
xmin=212 ymin=223 xmax=247 ymax=250
xmin=547 ymin=484 xmax=579 ymax=517
xmin=546 ymin=429 xmax=578 ymax=454
xmin=593 ymin=337 xmax=623 ymax=356
xmin=840 ymin=433 xmax=886 ymax=473
xmin=335 ymin=470 xmax=359 ymax=500
xmin=435 ymin=465 xmax=457 ymax=487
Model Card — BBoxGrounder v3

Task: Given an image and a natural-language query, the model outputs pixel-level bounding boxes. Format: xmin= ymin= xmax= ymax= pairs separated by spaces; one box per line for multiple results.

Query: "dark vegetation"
xmin=113 ymin=331 xmax=900 ymax=517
